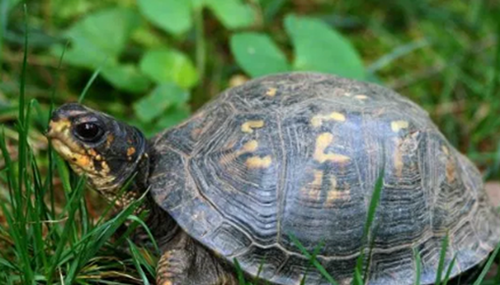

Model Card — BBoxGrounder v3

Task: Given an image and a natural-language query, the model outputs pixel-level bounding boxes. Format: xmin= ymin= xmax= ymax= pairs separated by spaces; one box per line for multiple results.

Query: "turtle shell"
xmin=148 ymin=72 xmax=500 ymax=285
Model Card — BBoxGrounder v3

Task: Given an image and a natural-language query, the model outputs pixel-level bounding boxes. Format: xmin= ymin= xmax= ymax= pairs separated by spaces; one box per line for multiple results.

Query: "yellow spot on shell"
xmin=442 ymin=145 xmax=449 ymax=156
xmin=311 ymin=112 xmax=346 ymax=127
xmin=313 ymin=133 xmax=350 ymax=163
xmin=246 ymin=155 xmax=272 ymax=168
xmin=266 ymin=88 xmax=277 ymax=97
xmin=326 ymin=177 xmax=350 ymax=204
xmin=241 ymin=120 xmax=264 ymax=133
xmin=312 ymin=170 xmax=323 ymax=186
xmin=354 ymin=95 xmax=368 ymax=100
xmin=391 ymin=120 xmax=409 ymax=132
xmin=393 ymin=143 xmax=404 ymax=177
xmin=242 ymin=140 xmax=259 ymax=152
xmin=304 ymin=170 xmax=323 ymax=201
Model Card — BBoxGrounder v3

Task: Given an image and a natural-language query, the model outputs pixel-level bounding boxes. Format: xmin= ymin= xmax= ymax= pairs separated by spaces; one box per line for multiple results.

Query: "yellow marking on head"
xmin=354 ymin=95 xmax=368 ymax=100
xmin=266 ymin=87 xmax=277 ymax=97
xmin=106 ymin=134 xmax=114 ymax=147
xmin=311 ymin=112 xmax=346 ymax=127
xmin=161 ymin=281 xmax=172 ymax=285
xmin=241 ymin=120 xmax=264 ymax=133
xmin=313 ymin=133 xmax=350 ymax=163
xmin=245 ymin=155 xmax=272 ymax=168
xmin=391 ymin=120 xmax=409 ymax=132
xmin=127 ymin=147 xmax=136 ymax=156
xmin=48 ymin=119 xmax=71 ymax=135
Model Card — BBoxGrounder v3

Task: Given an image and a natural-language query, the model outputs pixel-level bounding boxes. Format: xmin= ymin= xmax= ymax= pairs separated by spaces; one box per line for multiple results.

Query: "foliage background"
xmin=1 ymin=0 xmax=500 ymax=283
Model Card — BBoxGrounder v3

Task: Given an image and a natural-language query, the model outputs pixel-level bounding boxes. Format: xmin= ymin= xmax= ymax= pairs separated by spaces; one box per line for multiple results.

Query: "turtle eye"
xmin=74 ymin=122 xmax=103 ymax=142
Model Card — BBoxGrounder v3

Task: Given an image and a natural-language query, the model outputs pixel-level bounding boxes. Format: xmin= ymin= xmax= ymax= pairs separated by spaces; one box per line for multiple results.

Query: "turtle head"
xmin=46 ymin=103 xmax=149 ymax=205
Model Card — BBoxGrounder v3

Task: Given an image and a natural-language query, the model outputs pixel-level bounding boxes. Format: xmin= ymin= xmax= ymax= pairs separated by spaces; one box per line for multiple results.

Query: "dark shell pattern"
xmin=148 ymin=73 xmax=500 ymax=285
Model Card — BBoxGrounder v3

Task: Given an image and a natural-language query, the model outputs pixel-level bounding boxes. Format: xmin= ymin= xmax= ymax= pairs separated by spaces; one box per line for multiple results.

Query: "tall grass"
xmin=0 ymin=10 xmax=155 ymax=284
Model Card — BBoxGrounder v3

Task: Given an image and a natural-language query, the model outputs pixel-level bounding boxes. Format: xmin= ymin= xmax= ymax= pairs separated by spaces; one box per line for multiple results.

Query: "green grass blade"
xmin=434 ymin=234 xmax=449 ymax=285
xmin=78 ymin=57 xmax=108 ymax=103
xmin=473 ymin=240 xmax=500 ymax=285
xmin=413 ymin=248 xmax=421 ymax=285
xmin=233 ymin=258 xmax=247 ymax=285
xmin=127 ymin=240 xmax=152 ymax=285
xmin=355 ymin=168 xmax=385 ymax=280
xmin=289 ymin=234 xmax=339 ymax=285
xmin=442 ymin=254 xmax=457 ymax=285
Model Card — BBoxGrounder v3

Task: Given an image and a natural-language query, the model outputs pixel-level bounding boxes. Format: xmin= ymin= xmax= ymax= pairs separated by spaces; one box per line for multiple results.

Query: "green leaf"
xmin=230 ymin=32 xmax=290 ymax=77
xmin=6 ymin=0 xmax=22 ymax=12
xmin=101 ymin=63 xmax=151 ymax=93
xmin=137 ymin=0 xmax=192 ymax=35
xmin=133 ymin=82 xmax=189 ymax=123
xmin=54 ymin=8 xmax=141 ymax=68
xmin=284 ymin=14 xmax=365 ymax=80
xmin=156 ymin=106 xmax=190 ymax=129
xmin=205 ymin=0 xmax=256 ymax=29
xmin=140 ymin=48 xmax=198 ymax=89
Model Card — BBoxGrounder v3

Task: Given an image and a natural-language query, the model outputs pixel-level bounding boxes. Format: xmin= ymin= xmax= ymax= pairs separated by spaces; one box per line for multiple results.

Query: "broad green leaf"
xmin=284 ymin=15 xmax=365 ymax=80
xmin=156 ymin=106 xmax=190 ymax=129
xmin=230 ymin=32 xmax=290 ymax=77
xmin=6 ymin=0 xmax=22 ymax=12
xmin=133 ymin=82 xmax=189 ymax=123
xmin=205 ymin=0 xmax=256 ymax=29
xmin=54 ymin=8 xmax=141 ymax=68
xmin=50 ymin=0 xmax=98 ymax=19
xmin=140 ymin=49 xmax=198 ymax=89
xmin=101 ymin=63 xmax=151 ymax=93
xmin=137 ymin=0 xmax=192 ymax=35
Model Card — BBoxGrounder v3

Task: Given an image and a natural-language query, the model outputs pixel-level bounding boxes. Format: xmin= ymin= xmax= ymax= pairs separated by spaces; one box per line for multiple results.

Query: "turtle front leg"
xmin=156 ymin=231 xmax=238 ymax=285
xmin=156 ymin=248 xmax=192 ymax=285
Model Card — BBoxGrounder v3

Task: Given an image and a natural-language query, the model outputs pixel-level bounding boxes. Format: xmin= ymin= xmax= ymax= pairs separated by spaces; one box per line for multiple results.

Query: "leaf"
xmin=133 ymin=82 xmax=189 ymax=123
xmin=54 ymin=8 xmax=141 ymax=68
xmin=205 ymin=0 xmax=256 ymax=30
xmin=156 ymin=106 xmax=190 ymax=129
xmin=230 ymin=32 xmax=290 ymax=77
xmin=101 ymin=63 xmax=151 ymax=93
xmin=137 ymin=0 xmax=192 ymax=35
xmin=140 ymin=49 xmax=198 ymax=89
xmin=284 ymin=14 xmax=365 ymax=80
xmin=6 ymin=0 xmax=22 ymax=12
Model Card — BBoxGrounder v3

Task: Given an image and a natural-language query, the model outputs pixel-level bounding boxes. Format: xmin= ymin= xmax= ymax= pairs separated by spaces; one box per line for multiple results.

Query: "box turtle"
xmin=46 ymin=72 xmax=500 ymax=285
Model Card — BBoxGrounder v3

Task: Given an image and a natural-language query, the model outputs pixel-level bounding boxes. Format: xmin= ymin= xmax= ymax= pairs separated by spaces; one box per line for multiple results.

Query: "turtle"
xmin=46 ymin=72 xmax=500 ymax=285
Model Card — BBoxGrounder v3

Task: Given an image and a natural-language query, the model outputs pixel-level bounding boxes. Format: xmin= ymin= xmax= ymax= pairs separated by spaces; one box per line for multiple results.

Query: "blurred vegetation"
xmin=1 ymin=0 xmax=500 ymax=283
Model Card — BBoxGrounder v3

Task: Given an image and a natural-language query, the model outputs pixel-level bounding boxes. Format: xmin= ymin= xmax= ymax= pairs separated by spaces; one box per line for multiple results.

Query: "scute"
xmin=149 ymin=72 xmax=500 ymax=285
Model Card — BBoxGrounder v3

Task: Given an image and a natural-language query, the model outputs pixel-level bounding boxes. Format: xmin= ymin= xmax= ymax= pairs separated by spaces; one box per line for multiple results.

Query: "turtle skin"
xmin=147 ymin=72 xmax=500 ymax=285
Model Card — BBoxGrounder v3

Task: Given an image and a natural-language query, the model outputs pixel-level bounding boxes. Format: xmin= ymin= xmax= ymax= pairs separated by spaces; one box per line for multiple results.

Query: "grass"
xmin=0 ymin=13 xmax=155 ymax=284
xmin=1 ymin=0 xmax=500 ymax=284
